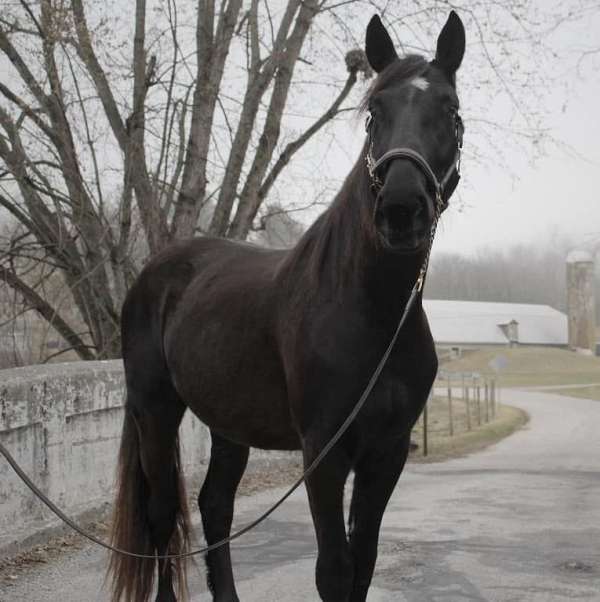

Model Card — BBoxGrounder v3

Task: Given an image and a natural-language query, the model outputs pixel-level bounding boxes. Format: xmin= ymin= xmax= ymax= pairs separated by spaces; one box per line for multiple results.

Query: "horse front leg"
xmin=303 ymin=435 xmax=353 ymax=602
xmin=347 ymin=434 xmax=411 ymax=602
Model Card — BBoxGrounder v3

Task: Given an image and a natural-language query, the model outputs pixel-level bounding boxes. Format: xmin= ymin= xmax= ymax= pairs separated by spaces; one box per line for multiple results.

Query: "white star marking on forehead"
xmin=410 ymin=76 xmax=429 ymax=91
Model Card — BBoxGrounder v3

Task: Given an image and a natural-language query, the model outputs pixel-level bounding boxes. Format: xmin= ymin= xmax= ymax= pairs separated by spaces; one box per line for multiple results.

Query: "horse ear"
xmin=435 ymin=11 xmax=465 ymax=78
xmin=365 ymin=15 xmax=398 ymax=74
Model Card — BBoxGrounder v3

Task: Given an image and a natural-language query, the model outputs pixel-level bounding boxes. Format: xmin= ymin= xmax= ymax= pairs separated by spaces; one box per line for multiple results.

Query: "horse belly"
xmin=166 ymin=322 xmax=300 ymax=451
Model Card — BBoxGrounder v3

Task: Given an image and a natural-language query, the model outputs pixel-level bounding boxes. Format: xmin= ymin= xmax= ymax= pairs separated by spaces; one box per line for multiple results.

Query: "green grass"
xmin=441 ymin=346 xmax=600 ymax=390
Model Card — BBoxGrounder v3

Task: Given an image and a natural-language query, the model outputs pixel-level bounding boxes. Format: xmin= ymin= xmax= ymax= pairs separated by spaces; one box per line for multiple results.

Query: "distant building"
xmin=423 ymin=299 xmax=568 ymax=358
xmin=566 ymin=249 xmax=596 ymax=354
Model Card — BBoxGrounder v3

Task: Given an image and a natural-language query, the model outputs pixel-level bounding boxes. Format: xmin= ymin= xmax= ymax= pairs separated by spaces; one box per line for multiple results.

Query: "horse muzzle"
xmin=374 ymin=180 xmax=434 ymax=253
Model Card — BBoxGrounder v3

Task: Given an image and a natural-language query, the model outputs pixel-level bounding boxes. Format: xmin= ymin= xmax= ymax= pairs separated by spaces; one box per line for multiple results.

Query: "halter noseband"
xmin=365 ymin=111 xmax=464 ymax=213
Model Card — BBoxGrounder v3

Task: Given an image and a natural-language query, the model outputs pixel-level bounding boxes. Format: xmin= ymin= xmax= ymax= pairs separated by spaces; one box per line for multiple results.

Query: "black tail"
xmin=107 ymin=406 xmax=191 ymax=602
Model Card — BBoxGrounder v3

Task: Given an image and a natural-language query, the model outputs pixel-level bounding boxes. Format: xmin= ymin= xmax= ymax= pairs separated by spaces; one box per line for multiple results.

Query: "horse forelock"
xmin=359 ymin=54 xmax=429 ymax=114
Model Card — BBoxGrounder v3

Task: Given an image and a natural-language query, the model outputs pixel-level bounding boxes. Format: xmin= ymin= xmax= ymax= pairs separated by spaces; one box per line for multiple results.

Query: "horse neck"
xmin=332 ymin=160 xmax=427 ymax=317
xmin=362 ymin=249 xmax=426 ymax=323
xmin=282 ymin=156 xmax=427 ymax=321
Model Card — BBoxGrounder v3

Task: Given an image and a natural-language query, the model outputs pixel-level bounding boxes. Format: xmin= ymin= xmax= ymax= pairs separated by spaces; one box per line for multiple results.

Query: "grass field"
xmin=440 ymin=346 xmax=600 ymax=397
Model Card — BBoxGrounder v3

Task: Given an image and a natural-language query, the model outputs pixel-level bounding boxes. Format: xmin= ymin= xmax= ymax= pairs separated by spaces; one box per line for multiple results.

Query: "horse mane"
xmin=277 ymin=55 xmax=429 ymax=298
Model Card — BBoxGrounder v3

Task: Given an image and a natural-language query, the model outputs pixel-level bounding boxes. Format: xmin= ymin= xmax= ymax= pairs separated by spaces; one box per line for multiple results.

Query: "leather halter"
xmin=365 ymin=111 xmax=464 ymax=212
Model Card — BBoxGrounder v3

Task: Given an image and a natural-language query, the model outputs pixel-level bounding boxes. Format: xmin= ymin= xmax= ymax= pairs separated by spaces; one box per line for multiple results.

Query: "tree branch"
xmin=208 ymin=0 xmax=302 ymax=236
xmin=172 ymin=0 xmax=244 ymax=238
xmin=229 ymin=51 xmax=364 ymax=238
xmin=70 ymin=0 xmax=128 ymax=151
xmin=0 ymin=81 xmax=56 ymax=142
xmin=0 ymin=24 xmax=47 ymax=107
xmin=126 ymin=0 xmax=169 ymax=254
xmin=226 ymin=0 xmax=321 ymax=239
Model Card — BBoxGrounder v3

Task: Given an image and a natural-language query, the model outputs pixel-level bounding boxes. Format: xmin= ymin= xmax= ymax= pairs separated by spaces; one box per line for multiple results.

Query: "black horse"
xmin=109 ymin=11 xmax=465 ymax=602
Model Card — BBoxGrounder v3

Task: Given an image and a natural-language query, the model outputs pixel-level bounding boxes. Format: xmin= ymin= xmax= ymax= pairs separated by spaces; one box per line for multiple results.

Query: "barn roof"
xmin=423 ymin=299 xmax=568 ymax=346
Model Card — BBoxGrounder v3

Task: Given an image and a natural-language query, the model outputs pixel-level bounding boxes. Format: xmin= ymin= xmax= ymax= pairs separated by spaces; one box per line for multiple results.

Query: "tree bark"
xmin=172 ymin=0 xmax=244 ymax=239
xmin=208 ymin=0 xmax=302 ymax=237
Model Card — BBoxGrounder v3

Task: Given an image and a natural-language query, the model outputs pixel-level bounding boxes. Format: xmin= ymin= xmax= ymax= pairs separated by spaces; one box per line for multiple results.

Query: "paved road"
xmin=1 ymin=390 xmax=599 ymax=602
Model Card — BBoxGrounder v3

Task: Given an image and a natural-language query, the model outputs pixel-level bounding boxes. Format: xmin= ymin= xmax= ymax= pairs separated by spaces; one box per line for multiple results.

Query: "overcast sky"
xmin=435 ymin=66 xmax=600 ymax=257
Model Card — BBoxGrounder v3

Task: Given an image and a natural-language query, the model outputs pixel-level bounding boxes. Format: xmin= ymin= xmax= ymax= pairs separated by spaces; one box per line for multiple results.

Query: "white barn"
xmin=423 ymin=299 xmax=568 ymax=354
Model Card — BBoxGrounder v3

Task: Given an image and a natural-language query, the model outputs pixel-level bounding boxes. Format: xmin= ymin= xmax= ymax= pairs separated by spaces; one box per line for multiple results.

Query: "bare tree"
xmin=0 ymin=0 xmax=594 ymax=360
xmin=0 ymin=0 xmax=371 ymax=358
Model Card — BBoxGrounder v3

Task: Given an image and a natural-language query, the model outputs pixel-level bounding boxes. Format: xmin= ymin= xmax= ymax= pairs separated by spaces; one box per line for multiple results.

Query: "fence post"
xmin=491 ymin=379 xmax=496 ymax=418
xmin=465 ymin=385 xmax=471 ymax=431
xmin=447 ymin=378 xmax=454 ymax=437
xmin=423 ymin=397 xmax=429 ymax=457
xmin=476 ymin=380 xmax=481 ymax=426
xmin=484 ymin=381 xmax=490 ymax=423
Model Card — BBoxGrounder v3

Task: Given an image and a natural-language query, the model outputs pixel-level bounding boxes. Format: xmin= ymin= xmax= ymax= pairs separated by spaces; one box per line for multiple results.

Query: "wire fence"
xmin=413 ymin=372 xmax=499 ymax=456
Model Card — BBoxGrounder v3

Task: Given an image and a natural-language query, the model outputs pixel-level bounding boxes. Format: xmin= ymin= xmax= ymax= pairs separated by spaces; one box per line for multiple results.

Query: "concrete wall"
xmin=0 ymin=360 xmax=208 ymax=552
xmin=0 ymin=361 xmax=297 ymax=553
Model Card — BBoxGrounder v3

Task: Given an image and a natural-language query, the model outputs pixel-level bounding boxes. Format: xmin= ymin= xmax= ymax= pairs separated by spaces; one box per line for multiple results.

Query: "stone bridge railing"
xmin=0 ymin=360 xmax=213 ymax=553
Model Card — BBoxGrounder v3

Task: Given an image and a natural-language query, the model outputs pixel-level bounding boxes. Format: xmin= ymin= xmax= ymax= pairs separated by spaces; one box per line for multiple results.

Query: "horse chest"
xmin=366 ymin=369 xmax=429 ymax=429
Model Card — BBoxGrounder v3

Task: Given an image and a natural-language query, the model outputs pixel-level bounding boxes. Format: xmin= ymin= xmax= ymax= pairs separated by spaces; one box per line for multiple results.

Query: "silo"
xmin=566 ymin=250 xmax=596 ymax=352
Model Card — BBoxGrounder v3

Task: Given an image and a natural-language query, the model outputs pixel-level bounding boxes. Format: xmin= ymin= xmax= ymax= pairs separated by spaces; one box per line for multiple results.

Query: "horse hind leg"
xmin=119 ymin=384 xmax=189 ymax=602
xmin=199 ymin=430 xmax=249 ymax=602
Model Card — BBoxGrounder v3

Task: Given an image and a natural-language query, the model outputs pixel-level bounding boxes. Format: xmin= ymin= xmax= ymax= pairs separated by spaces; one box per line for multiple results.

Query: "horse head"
xmin=364 ymin=12 xmax=465 ymax=253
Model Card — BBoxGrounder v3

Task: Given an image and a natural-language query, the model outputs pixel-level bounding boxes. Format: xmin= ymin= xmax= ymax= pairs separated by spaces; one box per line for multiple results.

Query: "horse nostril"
xmin=379 ymin=196 xmax=429 ymax=232
xmin=382 ymin=204 xmax=410 ymax=226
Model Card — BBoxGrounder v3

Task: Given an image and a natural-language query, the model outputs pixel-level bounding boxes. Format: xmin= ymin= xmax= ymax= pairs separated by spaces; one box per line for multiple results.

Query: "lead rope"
xmin=0 ymin=184 xmax=445 ymax=563
xmin=416 ymin=188 xmax=444 ymax=293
